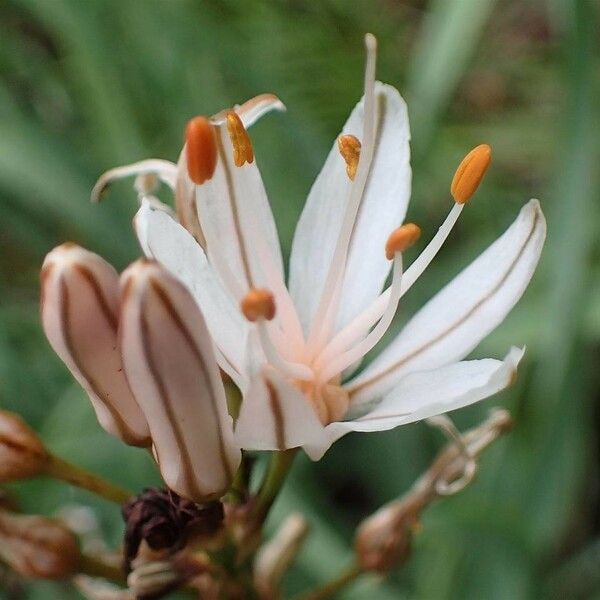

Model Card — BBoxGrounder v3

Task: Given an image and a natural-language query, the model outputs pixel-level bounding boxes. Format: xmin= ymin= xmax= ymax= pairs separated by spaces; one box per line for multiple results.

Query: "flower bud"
xmin=254 ymin=513 xmax=308 ymax=598
xmin=119 ymin=260 xmax=241 ymax=503
xmin=41 ymin=243 xmax=151 ymax=447
xmin=0 ymin=510 xmax=81 ymax=579
xmin=354 ymin=501 xmax=416 ymax=573
xmin=0 ymin=410 xmax=48 ymax=482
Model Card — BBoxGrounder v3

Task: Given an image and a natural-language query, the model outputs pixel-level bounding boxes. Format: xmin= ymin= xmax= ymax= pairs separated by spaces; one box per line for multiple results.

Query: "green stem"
xmin=254 ymin=449 xmax=298 ymax=524
xmin=78 ymin=553 xmax=126 ymax=585
xmin=297 ymin=563 xmax=364 ymax=600
xmin=44 ymin=454 xmax=132 ymax=504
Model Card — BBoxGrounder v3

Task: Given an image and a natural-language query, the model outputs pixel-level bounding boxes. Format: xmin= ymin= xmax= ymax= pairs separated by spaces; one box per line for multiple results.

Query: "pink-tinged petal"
xmin=348 ymin=200 xmax=545 ymax=406
xmin=134 ymin=200 xmax=249 ymax=382
xmin=289 ymin=83 xmax=411 ymax=336
xmin=41 ymin=244 xmax=150 ymax=447
xmin=120 ymin=260 xmax=241 ymax=502
xmin=304 ymin=347 xmax=523 ymax=461
xmin=91 ymin=159 xmax=177 ymax=203
xmin=235 ymin=367 xmax=326 ymax=452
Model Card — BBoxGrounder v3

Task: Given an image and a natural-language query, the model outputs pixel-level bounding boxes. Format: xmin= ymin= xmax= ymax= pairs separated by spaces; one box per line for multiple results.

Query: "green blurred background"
xmin=1 ymin=0 xmax=599 ymax=598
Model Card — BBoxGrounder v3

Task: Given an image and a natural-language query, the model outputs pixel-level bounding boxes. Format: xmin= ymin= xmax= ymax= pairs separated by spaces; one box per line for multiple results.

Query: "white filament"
xmin=306 ymin=33 xmax=379 ymax=356
xmin=318 ymin=202 xmax=464 ymax=363
xmin=256 ymin=321 xmax=314 ymax=381
xmin=318 ymin=254 xmax=403 ymax=383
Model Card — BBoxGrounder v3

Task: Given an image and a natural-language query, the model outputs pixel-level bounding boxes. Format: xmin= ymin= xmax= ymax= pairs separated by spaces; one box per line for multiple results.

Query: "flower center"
xmin=297 ymin=378 xmax=350 ymax=426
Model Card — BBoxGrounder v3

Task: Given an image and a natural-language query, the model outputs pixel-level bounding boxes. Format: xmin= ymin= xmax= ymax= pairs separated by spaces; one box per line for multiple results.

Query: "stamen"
xmin=451 ymin=144 xmax=492 ymax=204
xmin=318 ymin=253 xmax=404 ymax=383
xmin=241 ymin=288 xmax=276 ymax=322
xmin=185 ymin=117 xmax=218 ymax=185
xmin=240 ymin=289 xmax=312 ymax=381
xmin=338 ymin=134 xmax=361 ymax=180
xmin=317 ymin=204 xmax=463 ymax=365
xmin=226 ymin=111 xmax=254 ymax=167
xmin=385 ymin=223 xmax=421 ymax=260
xmin=307 ymin=33 xmax=378 ymax=355
xmin=256 ymin=323 xmax=314 ymax=381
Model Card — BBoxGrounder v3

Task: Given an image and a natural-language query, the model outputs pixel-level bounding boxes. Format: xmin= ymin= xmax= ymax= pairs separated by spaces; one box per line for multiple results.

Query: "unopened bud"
xmin=254 ymin=513 xmax=309 ymax=597
xmin=354 ymin=501 xmax=416 ymax=573
xmin=450 ymin=144 xmax=492 ymax=204
xmin=0 ymin=509 xmax=81 ymax=579
xmin=41 ymin=243 xmax=150 ymax=447
xmin=0 ymin=410 xmax=48 ymax=482
xmin=120 ymin=261 xmax=241 ymax=503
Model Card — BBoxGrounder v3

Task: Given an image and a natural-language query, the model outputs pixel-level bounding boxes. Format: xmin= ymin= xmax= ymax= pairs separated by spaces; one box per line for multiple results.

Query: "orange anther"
xmin=385 ymin=223 xmax=421 ymax=260
xmin=338 ymin=134 xmax=361 ymax=180
xmin=226 ymin=111 xmax=254 ymax=167
xmin=185 ymin=117 xmax=218 ymax=185
xmin=241 ymin=288 xmax=275 ymax=322
xmin=450 ymin=144 xmax=492 ymax=204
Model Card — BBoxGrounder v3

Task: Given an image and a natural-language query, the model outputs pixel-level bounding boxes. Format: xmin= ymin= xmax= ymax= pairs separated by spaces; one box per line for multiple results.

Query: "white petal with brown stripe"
xmin=347 ymin=199 xmax=546 ymax=407
xmin=40 ymin=244 xmax=150 ymax=447
xmin=119 ymin=260 xmax=240 ymax=502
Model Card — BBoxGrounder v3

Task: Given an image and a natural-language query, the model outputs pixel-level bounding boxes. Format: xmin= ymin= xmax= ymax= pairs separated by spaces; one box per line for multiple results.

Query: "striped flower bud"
xmin=41 ymin=244 xmax=151 ymax=447
xmin=0 ymin=510 xmax=81 ymax=579
xmin=0 ymin=410 xmax=48 ymax=482
xmin=119 ymin=260 xmax=241 ymax=503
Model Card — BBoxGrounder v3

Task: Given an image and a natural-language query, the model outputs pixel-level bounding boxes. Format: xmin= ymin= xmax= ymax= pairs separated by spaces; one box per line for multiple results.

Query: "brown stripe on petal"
xmin=349 ymin=209 xmax=541 ymax=397
xmin=216 ymin=129 xmax=253 ymax=288
xmin=58 ymin=275 xmax=134 ymax=443
xmin=148 ymin=278 xmax=233 ymax=485
xmin=73 ymin=264 xmax=118 ymax=330
xmin=138 ymin=296 xmax=204 ymax=501
xmin=265 ymin=378 xmax=285 ymax=451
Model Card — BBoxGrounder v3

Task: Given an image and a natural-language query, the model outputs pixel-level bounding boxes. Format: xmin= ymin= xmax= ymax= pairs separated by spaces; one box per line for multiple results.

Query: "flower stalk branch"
xmin=44 ymin=455 xmax=132 ymax=505
xmin=254 ymin=449 xmax=298 ymax=525
xmin=296 ymin=563 xmax=363 ymax=600
xmin=297 ymin=409 xmax=513 ymax=599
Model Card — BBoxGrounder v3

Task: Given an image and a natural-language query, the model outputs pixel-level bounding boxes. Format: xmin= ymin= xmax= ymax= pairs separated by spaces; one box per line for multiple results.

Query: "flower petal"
xmin=212 ymin=93 xmax=286 ymax=128
xmin=234 ymin=366 xmax=326 ymax=452
xmin=305 ymin=347 xmax=523 ymax=460
xmin=348 ymin=200 xmax=545 ymax=406
xmin=91 ymin=159 xmax=177 ymax=203
xmin=194 ymin=122 xmax=284 ymax=293
xmin=40 ymin=244 xmax=150 ymax=447
xmin=193 ymin=122 xmax=305 ymax=352
xmin=134 ymin=201 xmax=248 ymax=380
xmin=289 ymin=83 xmax=411 ymax=335
xmin=120 ymin=260 xmax=241 ymax=502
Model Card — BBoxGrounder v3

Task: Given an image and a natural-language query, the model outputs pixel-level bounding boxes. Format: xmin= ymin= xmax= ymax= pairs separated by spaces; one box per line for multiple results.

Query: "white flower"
xmin=91 ymin=34 xmax=546 ymax=462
